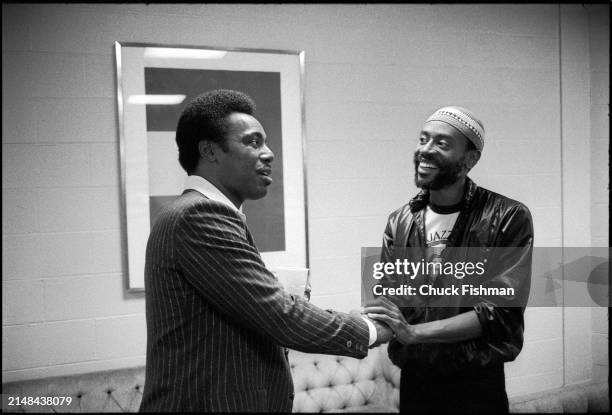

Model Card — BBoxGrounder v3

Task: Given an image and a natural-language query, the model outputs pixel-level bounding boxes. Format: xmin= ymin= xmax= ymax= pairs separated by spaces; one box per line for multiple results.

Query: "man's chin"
xmin=414 ymin=173 xmax=454 ymax=191
xmin=415 ymin=175 xmax=462 ymax=191
xmin=414 ymin=174 xmax=435 ymax=190
xmin=248 ymin=188 xmax=269 ymax=200
xmin=417 ymin=183 xmax=437 ymax=191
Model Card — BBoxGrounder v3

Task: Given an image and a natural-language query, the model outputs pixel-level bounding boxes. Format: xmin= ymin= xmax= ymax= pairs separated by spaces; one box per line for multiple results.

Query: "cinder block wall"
xmin=2 ymin=3 xmax=607 ymax=395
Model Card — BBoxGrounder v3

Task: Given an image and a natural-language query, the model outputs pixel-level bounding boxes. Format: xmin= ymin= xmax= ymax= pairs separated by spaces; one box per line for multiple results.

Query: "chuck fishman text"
xmin=372 ymin=284 xmax=515 ymax=297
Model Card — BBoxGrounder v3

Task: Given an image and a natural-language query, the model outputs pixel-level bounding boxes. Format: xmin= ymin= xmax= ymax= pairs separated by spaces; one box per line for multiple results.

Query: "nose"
xmin=418 ymin=138 xmax=435 ymax=154
xmin=260 ymin=144 xmax=274 ymax=163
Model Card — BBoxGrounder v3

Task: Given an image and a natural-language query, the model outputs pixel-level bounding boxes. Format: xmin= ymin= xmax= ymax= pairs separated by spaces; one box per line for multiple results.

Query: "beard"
xmin=413 ymin=152 xmax=467 ymax=190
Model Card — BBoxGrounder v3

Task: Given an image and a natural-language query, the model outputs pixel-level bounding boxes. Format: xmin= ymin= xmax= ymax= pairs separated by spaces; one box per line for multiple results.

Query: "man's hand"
xmin=362 ymin=297 xmax=420 ymax=345
xmin=370 ymin=318 xmax=393 ymax=347
xmin=349 ymin=308 xmax=393 ymax=348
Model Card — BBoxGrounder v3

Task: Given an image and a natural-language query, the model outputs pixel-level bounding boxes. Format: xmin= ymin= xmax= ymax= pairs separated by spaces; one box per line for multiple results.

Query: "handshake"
xmin=275 ymin=268 xmax=416 ymax=348
xmin=352 ymin=297 xmax=419 ymax=348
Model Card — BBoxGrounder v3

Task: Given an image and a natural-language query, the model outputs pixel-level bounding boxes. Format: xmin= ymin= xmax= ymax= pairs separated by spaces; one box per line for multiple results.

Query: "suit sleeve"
xmin=172 ymin=200 xmax=369 ymax=358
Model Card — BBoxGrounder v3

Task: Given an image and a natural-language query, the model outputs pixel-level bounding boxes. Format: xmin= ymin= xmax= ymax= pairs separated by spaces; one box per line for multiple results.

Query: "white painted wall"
xmin=2 ymin=3 xmax=607 ymax=395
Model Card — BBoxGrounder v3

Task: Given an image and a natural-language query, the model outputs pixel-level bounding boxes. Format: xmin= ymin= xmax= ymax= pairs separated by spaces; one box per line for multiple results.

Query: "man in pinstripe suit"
xmin=140 ymin=89 xmax=392 ymax=412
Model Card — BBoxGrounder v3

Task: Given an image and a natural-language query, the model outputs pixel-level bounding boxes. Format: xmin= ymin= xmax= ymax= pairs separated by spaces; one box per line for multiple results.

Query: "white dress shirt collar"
xmin=183 ymin=175 xmax=246 ymax=220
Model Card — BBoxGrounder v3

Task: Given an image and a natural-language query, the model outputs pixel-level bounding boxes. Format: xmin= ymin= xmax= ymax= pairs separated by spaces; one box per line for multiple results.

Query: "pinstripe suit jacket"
xmin=140 ymin=190 xmax=370 ymax=412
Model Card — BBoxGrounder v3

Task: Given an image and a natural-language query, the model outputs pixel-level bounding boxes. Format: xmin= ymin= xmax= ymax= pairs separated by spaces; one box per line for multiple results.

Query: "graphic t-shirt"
xmin=424 ymin=203 xmax=461 ymax=282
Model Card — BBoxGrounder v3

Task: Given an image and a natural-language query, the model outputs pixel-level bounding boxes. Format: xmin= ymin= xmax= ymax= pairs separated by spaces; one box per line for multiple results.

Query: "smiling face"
xmin=214 ymin=112 xmax=274 ymax=207
xmin=413 ymin=120 xmax=474 ymax=190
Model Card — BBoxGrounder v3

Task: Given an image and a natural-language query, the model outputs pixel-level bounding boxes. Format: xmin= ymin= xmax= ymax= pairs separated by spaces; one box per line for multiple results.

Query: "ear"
xmin=198 ymin=140 xmax=217 ymax=163
xmin=465 ymin=150 xmax=481 ymax=170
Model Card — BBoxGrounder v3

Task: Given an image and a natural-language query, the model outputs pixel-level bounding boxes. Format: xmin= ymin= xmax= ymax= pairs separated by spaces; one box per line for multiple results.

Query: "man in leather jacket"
xmin=364 ymin=106 xmax=533 ymax=413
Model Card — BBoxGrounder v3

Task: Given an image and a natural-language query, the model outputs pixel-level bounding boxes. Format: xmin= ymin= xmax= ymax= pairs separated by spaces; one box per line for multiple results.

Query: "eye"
xmin=245 ymin=136 xmax=262 ymax=148
xmin=419 ymin=136 xmax=428 ymax=144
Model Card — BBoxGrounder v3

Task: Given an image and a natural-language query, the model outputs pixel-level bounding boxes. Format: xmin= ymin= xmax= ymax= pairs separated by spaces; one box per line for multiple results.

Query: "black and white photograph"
xmin=2 ymin=3 xmax=609 ymax=413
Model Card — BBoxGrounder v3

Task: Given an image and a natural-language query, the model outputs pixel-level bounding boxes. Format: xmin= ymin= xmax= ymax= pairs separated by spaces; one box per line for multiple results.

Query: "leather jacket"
xmin=382 ymin=178 xmax=534 ymax=376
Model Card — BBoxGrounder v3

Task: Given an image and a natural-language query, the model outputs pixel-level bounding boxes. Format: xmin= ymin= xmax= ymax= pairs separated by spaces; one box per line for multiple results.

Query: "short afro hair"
xmin=176 ymin=89 xmax=256 ymax=173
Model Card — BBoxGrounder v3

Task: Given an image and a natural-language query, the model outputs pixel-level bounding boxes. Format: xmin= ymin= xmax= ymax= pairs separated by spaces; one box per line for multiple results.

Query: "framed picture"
xmin=115 ymin=42 xmax=308 ymax=291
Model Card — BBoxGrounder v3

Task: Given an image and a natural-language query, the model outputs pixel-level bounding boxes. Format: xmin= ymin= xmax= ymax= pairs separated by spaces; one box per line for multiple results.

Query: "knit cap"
xmin=424 ymin=106 xmax=485 ymax=151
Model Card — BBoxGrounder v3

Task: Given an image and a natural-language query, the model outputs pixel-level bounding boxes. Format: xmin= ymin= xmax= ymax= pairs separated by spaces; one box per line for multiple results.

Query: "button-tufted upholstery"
xmin=2 ymin=344 xmax=608 ymax=413
xmin=289 ymin=345 xmax=398 ymax=412
xmin=2 ymin=366 xmax=145 ymax=412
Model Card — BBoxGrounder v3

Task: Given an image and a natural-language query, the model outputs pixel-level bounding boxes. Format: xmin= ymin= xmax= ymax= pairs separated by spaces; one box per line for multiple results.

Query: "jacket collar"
xmin=183 ymin=175 xmax=246 ymax=221
xmin=408 ymin=177 xmax=478 ymax=213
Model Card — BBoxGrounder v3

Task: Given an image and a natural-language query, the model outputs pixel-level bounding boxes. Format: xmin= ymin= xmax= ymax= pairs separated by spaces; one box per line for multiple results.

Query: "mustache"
xmin=413 ymin=152 xmax=443 ymax=166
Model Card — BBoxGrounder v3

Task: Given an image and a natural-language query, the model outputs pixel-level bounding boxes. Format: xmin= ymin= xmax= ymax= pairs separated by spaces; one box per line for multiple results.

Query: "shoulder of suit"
xmin=160 ymin=190 xmax=242 ymax=222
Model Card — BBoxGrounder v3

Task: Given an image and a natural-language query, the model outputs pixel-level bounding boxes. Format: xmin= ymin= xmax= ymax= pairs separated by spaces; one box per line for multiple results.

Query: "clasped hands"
xmin=352 ymin=297 xmax=419 ymax=347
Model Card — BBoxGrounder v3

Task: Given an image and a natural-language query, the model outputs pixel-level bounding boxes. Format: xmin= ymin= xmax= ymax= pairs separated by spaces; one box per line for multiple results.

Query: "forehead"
xmin=420 ymin=120 xmax=463 ymax=140
xmin=224 ymin=112 xmax=266 ymax=137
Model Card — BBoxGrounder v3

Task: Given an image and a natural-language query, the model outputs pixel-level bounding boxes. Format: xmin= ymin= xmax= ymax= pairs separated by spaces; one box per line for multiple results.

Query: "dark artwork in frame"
xmin=144 ymin=67 xmax=286 ymax=252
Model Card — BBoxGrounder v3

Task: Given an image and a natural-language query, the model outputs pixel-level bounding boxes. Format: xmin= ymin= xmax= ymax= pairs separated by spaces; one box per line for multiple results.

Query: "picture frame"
xmin=114 ymin=42 xmax=308 ymax=292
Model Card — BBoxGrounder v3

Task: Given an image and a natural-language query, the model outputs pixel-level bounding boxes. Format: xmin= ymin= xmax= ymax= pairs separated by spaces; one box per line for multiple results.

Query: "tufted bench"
xmin=289 ymin=345 xmax=398 ymax=412
xmin=2 ymin=344 xmax=608 ymax=413
xmin=2 ymin=367 xmax=144 ymax=412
